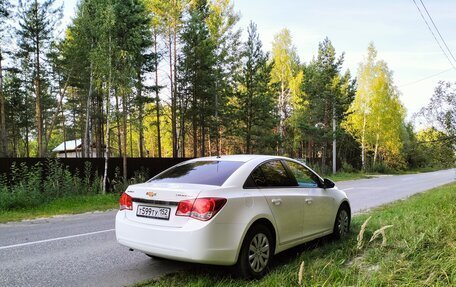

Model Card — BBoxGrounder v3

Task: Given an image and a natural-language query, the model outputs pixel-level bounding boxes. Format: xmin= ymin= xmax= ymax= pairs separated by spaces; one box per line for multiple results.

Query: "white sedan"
xmin=115 ymin=155 xmax=350 ymax=278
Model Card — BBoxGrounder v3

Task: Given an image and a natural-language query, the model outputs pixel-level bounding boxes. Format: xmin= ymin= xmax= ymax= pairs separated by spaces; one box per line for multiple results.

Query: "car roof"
xmin=187 ymin=154 xmax=288 ymax=163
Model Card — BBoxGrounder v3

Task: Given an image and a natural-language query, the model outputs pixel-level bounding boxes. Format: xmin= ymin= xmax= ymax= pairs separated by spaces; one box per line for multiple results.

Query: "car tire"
xmin=236 ymin=224 xmax=274 ymax=279
xmin=333 ymin=204 xmax=350 ymax=239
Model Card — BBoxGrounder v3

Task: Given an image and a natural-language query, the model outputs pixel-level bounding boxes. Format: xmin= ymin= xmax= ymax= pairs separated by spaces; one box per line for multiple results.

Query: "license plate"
xmin=136 ymin=205 xmax=171 ymax=220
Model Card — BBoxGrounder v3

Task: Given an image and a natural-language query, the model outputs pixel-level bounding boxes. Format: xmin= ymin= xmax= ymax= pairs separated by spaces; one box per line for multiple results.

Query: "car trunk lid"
xmin=124 ymin=182 xmax=218 ymax=227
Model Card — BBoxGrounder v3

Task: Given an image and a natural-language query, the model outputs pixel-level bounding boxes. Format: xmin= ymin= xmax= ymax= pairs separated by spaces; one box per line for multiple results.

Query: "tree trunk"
xmin=192 ymin=92 xmax=197 ymax=157
xmin=373 ymin=133 xmax=379 ymax=166
xmin=201 ymin=102 xmax=206 ymax=157
xmin=84 ymin=63 xmax=93 ymax=158
xmin=278 ymin=82 xmax=285 ymax=155
xmin=153 ymin=31 xmax=161 ymax=158
xmin=122 ymin=93 xmax=128 ymax=181
xmin=179 ymin=95 xmax=187 ymax=158
xmin=181 ymin=116 xmax=185 ymax=157
xmin=361 ymin=112 xmax=367 ymax=170
xmin=168 ymin=31 xmax=177 ymax=158
xmin=332 ymin=104 xmax=337 ymax=174
xmin=115 ymin=90 xmax=122 ymax=157
xmin=12 ymin=122 xmax=17 ymax=157
xmin=138 ymin=75 xmax=144 ymax=158
xmin=246 ymin=90 xmax=252 ymax=154
xmin=103 ymin=35 xmax=112 ymax=194
xmin=45 ymin=72 xmax=71 ymax=154
xmin=373 ymin=116 xmax=380 ymax=166
xmin=34 ymin=16 xmax=43 ymax=157
xmin=173 ymin=25 xmax=179 ymax=158
xmin=0 ymin=48 xmax=7 ymax=157
xmin=62 ymin=106 xmax=67 ymax=158
xmin=96 ymin=94 xmax=103 ymax=157
xmin=129 ymin=114 xmax=133 ymax=156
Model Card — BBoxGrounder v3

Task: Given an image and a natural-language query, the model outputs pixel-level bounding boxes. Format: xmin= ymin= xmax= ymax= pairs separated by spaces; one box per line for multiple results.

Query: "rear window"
xmin=149 ymin=161 xmax=243 ymax=186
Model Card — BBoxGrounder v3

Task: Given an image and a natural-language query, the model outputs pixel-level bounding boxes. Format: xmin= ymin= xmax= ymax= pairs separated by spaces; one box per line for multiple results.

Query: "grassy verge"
xmin=0 ymin=194 xmax=119 ymax=223
xmin=136 ymin=183 xmax=456 ymax=287
xmin=325 ymin=166 xmax=451 ymax=182
xmin=324 ymin=172 xmax=374 ymax=182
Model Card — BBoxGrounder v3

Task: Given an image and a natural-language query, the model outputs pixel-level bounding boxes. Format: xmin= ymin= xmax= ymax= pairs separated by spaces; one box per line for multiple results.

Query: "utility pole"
xmin=332 ymin=103 xmax=336 ymax=174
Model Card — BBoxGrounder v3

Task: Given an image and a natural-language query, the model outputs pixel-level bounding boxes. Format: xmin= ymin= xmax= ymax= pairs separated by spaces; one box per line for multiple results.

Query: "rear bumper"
xmin=115 ymin=211 xmax=244 ymax=265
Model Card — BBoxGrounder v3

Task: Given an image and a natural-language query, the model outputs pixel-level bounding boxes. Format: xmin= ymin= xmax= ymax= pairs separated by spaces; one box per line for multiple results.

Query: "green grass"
xmin=324 ymin=172 xmax=374 ymax=182
xmin=135 ymin=183 xmax=456 ymax=287
xmin=325 ymin=166 xmax=452 ymax=182
xmin=0 ymin=193 xmax=119 ymax=223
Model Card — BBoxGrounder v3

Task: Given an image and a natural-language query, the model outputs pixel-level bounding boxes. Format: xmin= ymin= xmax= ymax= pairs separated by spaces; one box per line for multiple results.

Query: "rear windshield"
xmin=149 ymin=160 xmax=243 ymax=186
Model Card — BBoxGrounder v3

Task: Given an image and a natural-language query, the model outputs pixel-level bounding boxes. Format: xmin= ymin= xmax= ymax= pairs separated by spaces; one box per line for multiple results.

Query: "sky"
xmin=62 ymin=0 xmax=456 ymax=123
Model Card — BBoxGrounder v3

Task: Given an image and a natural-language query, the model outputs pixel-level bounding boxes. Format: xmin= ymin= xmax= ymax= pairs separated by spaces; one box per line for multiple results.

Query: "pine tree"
xmin=16 ymin=0 xmax=62 ymax=157
xmin=205 ymin=0 xmax=241 ymax=156
xmin=3 ymin=68 xmax=34 ymax=156
xmin=178 ymin=0 xmax=216 ymax=157
xmin=297 ymin=38 xmax=355 ymax=169
xmin=0 ymin=0 xmax=11 ymax=156
xmin=233 ymin=22 xmax=276 ymax=154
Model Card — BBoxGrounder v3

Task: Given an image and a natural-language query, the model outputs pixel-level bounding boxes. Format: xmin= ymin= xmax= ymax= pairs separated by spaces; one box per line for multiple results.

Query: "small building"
xmin=52 ymin=139 xmax=102 ymax=158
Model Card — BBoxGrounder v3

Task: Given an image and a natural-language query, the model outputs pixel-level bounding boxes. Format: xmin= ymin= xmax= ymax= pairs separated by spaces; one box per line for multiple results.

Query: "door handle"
xmin=305 ymin=198 xmax=313 ymax=205
xmin=271 ymin=199 xmax=282 ymax=205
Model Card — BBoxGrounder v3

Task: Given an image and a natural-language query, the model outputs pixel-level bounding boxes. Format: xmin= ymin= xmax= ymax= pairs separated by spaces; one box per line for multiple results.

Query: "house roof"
xmin=52 ymin=139 xmax=82 ymax=152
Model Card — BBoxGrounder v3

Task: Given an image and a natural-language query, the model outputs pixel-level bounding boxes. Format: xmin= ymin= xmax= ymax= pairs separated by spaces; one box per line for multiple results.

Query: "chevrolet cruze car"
xmin=115 ymin=155 xmax=351 ymax=278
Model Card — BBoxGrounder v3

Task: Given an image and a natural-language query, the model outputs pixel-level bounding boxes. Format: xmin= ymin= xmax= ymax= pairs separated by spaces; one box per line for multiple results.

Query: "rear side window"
xmin=251 ymin=160 xmax=297 ymax=187
xmin=149 ymin=161 xmax=243 ymax=186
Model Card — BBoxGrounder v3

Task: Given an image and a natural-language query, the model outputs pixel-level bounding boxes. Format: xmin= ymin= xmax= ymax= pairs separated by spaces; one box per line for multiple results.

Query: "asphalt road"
xmin=0 ymin=169 xmax=454 ymax=287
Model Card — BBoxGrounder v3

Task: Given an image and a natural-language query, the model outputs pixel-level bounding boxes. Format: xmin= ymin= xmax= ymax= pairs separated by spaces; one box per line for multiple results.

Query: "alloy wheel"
xmin=337 ymin=209 xmax=349 ymax=237
xmin=248 ymin=233 xmax=270 ymax=273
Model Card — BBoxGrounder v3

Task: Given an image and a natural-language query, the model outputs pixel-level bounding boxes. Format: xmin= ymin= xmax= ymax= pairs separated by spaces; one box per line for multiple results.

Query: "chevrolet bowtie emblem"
xmin=146 ymin=192 xmax=157 ymax=197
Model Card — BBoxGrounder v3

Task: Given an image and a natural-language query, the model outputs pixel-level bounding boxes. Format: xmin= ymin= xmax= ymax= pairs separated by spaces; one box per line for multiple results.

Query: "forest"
xmin=0 ymin=0 xmax=454 ymax=175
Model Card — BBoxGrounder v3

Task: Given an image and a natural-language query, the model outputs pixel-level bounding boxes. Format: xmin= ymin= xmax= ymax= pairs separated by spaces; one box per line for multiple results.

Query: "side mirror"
xmin=323 ymin=178 xmax=335 ymax=189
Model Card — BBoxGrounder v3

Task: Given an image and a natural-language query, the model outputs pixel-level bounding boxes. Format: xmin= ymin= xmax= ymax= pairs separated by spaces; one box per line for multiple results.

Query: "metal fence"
xmin=0 ymin=157 xmax=190 ymax=182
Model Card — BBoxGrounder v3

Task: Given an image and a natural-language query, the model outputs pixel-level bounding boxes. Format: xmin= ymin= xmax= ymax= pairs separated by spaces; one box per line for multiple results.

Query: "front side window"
xmin=150 ymin=161 xmax=243 ymax=186
xmin=285 ymin=161 xmax=320 ymax=188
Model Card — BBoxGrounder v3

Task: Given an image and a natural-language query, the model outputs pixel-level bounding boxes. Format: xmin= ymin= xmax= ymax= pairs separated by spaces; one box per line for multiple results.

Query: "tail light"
xmin=120 ymin=192 xmax=133 ymax=211
xmin=176 ymin=198 xmax=227 ymax=221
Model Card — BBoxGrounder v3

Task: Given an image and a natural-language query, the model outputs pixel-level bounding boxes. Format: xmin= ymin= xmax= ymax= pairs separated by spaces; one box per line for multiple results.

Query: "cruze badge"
xmin=146 ymin=192 xmax=157 ymax=197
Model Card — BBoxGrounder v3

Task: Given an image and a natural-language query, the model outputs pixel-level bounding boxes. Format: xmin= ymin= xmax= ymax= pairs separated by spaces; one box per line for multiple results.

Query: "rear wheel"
xmin=237 ymin=224 xmax=274 ymax=279
xmin=333 ymin=205 xmax=350 ymax=239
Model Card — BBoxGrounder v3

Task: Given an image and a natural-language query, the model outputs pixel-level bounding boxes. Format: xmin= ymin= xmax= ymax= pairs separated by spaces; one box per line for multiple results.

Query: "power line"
xmin=400 ymin=67 xmax=453 ymax=87
xmin=419 ymin=0 xmax=456 ymax=64
xmin=411 ymin=0 xmax=456 ymax=70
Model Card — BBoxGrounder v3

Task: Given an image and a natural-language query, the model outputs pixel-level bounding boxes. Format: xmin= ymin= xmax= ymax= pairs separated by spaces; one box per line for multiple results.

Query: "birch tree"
xmin=270 ymin=29 xmax=301 ymax=154
xmin=342 ymin=43 xmax=405 ymax=170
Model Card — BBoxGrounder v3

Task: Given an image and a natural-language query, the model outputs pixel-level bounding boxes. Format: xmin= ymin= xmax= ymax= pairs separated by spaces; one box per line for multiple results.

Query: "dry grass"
xmin=297 ymin=261 xmax=304 ymax=286
xmin=369 ymin=225 xmax=393 ymax=247
xmin=356 ymin=216 xmax=371 ymax=250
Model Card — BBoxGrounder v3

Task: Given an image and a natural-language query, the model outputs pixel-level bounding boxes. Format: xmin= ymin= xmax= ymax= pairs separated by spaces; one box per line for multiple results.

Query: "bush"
xmin=0 ymin=162 xmax=44 ymax=210
xmin=0 ymin=160 xmax=105 ymax=211
xmin=111 ymin=166 xmax=149 ymax=194
xmin=340 ymin=161 xmax=356 ymax=173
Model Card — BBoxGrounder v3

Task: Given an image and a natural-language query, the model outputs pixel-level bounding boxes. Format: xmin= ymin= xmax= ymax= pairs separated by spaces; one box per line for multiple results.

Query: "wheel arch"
xmin=234 ymin=216 xmax=277 ymax=263
xmin=339 ymin=200 xmax=351 ymax=217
